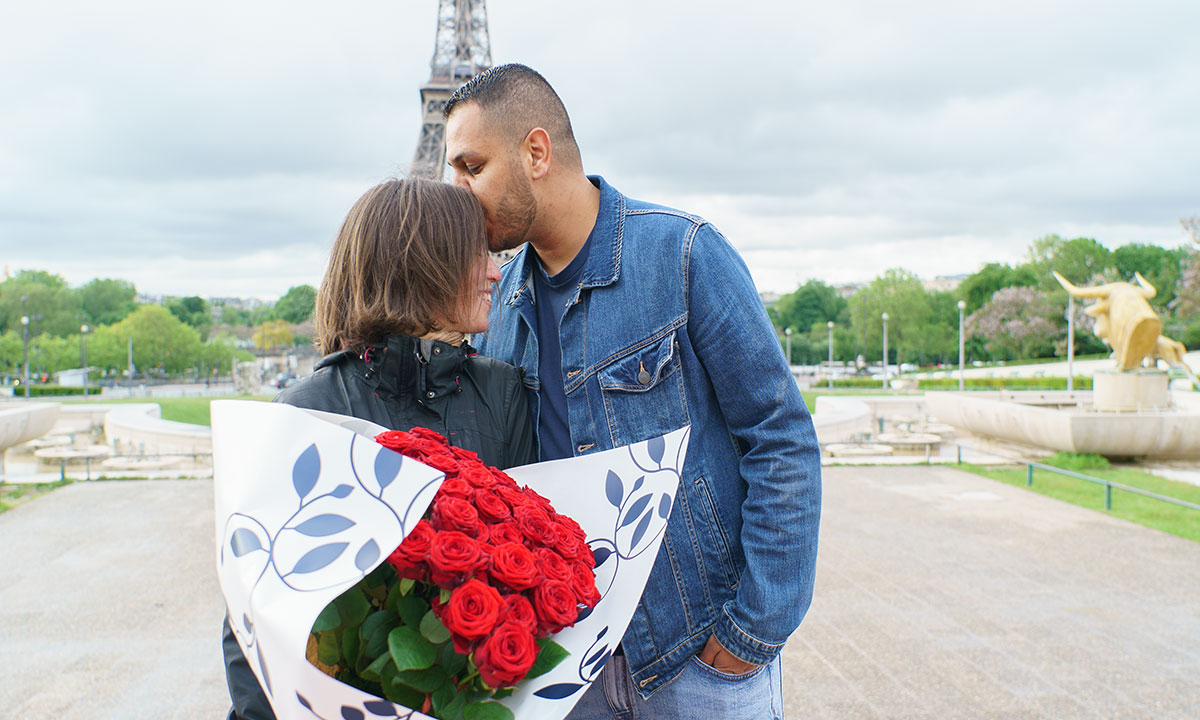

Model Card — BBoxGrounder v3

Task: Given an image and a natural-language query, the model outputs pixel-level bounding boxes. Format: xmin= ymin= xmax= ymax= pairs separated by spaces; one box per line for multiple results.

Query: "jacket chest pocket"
xmin=596 ymin=332 xmax=688 ymax=446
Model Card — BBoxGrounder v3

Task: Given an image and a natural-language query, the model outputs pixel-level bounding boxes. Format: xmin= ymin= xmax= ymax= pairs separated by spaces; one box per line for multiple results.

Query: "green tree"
xmin=848 ymin=268 xmax=933 ymax=368
xmin=272 ymin=285 xmax=317 ymax=324
xmin=956 ymin=262 xmax=1038 ymax=314
xmin=253 ymin=319 xmax=294 ymax=350
xmin=1026 ymin=235 xmax=1115 ymax=288
xmin=769 ymin=280 xmax=848 ymax=334
xmin=0 ymin=269 xmax=82 ymax=337
xmin=90 ymin=305 xmax=202 ymax=377
xmin=1112 ymin=243 xmax=1187 ymax=310
xmin=168 ymin=296 xmax=213 ymax=340
xmin=79 ymin=278 xmax=138 ymax=326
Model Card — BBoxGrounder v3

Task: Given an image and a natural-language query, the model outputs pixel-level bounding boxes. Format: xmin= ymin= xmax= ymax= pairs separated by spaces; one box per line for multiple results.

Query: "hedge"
xmin=828 ymin=376 xmax=1093 ymax=391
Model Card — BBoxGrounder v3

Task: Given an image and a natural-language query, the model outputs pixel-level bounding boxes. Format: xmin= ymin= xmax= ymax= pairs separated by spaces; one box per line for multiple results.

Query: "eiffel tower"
xmin=410 ymin=0 xmax=492 ymax=181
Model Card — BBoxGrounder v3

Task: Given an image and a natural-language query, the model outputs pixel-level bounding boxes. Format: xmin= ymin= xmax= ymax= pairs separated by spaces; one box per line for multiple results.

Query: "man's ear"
xmin=524 ymin=127 xmax=552 ymax=180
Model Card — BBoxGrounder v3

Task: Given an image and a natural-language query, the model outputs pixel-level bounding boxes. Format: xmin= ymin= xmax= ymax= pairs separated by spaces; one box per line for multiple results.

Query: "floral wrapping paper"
xmin=212 ymin=400 xmax=689 ymax=720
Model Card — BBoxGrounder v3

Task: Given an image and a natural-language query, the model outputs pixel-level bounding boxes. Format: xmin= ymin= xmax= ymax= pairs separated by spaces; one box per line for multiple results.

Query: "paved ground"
xmin=1 ymin=467 xmax=1198 ymax=719
xmin=783 ymin=466 xmax=1200 ymax=719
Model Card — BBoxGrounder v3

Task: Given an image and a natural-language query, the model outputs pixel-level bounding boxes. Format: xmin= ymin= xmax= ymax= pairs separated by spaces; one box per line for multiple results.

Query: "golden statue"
xmin=1054 ymin=271 xmax=1198 ymax=389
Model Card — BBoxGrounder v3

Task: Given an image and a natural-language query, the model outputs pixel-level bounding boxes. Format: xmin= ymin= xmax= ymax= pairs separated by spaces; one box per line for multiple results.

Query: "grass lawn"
xmin=0 ymin=480 xmax=72 ymax=515
xmin=62 ymin=395 xmax=273 ymax=426
xmin=801 ymin=388 xmax=919 ymax=410
xmin=958 ymin=463 xmax=1200 ymax=543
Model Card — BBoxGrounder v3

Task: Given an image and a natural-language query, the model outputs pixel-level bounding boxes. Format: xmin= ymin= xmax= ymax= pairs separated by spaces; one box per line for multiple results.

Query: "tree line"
xmin=768 ymin=232 xmax=1200 ymax=368
xmin=0 ymin=270 xmax=318 ymax=383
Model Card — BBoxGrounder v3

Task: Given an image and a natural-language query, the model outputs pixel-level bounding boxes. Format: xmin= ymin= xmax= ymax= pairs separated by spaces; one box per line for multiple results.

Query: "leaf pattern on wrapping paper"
xmin=293 ymin=443 xmax=321 ymax=500
xmin=288 ymin=542 xmax=349 ymax=575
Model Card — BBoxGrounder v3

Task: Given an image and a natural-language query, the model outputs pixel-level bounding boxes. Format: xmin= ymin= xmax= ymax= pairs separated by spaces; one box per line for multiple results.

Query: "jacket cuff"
xmin=713 ymin=602 xmax=785 ymax=667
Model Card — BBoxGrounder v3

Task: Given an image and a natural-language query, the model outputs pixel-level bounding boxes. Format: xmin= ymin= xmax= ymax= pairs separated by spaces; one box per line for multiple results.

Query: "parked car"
xmin=273 ymin=372 xmax=296 ymax=389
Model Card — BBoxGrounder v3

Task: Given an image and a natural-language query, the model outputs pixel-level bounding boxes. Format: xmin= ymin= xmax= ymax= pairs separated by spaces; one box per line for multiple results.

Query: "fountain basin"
xmin=927 ymin=391 xmax=1200 ymax=459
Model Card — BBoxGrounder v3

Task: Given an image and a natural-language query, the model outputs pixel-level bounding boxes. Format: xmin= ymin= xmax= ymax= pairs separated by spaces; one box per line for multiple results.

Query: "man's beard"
xmin=488 ymin=173 xmax=537 ymax=253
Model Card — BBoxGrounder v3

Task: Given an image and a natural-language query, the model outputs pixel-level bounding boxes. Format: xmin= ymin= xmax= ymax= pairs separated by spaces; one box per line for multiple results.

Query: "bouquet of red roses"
xmin=307 ymin=427 xmax=601 ymax=720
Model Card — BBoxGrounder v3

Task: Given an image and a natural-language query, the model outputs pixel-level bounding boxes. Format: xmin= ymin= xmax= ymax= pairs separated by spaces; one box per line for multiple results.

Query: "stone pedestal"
xmin=1092 ymin=370 xmax=1170 ymax=412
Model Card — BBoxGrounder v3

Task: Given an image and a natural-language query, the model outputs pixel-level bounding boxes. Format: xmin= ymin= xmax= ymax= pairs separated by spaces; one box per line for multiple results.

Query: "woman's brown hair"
xmin=315 ymin=177 xmax=488 ymax=355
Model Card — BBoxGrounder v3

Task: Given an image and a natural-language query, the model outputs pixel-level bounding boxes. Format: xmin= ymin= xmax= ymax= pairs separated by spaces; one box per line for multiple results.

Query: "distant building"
xmin=922 ymin=274 xmax=968 ymax=293
xmin=834 ymin=283 xmax=862 ymax=299
xmin=759 ymin=291 xmax=781 ymax=306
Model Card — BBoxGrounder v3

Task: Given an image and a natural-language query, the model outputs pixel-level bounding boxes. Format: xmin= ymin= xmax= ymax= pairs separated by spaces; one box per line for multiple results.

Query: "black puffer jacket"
xmin=222 ymin=334 xmax=536 ymax=720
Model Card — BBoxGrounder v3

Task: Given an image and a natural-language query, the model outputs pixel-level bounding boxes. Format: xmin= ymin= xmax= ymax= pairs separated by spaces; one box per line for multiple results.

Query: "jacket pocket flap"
xmin=598 ymin=333 xmax=677 ymax=392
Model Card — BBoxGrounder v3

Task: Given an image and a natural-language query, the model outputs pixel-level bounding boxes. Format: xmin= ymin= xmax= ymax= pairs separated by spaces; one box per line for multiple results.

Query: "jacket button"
xmin=637 ymin=369 xmax=651 ymax=385
xmin=426 ymin=391 xmax=435 ymax=398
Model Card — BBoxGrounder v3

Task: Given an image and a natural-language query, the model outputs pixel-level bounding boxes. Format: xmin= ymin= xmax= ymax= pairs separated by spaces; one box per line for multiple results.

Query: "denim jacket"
xmin=476 ymin=176 xmax=821 ymax=697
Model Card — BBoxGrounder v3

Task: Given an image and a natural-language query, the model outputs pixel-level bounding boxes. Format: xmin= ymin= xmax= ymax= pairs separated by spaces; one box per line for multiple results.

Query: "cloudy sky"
xmin=3 ymin=0 xmax=1198 ymax=300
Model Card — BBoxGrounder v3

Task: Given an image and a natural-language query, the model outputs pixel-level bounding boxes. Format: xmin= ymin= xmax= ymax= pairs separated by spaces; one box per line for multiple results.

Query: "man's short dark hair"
xmin=445 ymin=63 xmax=582 ymax=168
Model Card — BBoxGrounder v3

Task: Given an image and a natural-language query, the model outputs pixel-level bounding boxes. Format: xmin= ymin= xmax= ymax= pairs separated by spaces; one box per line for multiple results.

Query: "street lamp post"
xmin=881 ymin=312 xmax=889 ymax=389
xmin=21 ymin=314 xmax=30 ymax=399
xmin=957 ymin=300 xmax=966 ymax=392
xmin=784 ymin=327 xmax=792 ymax=368
xmin=1066 ymin=295 xmax=1075 ymax=392
xmin=80 ymin=324 xmax=90 ymax=397
xmin=827 ymin=321 xmax=835 ymax=390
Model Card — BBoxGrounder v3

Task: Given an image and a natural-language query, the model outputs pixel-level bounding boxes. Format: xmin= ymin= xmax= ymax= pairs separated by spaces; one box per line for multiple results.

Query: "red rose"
xmin=474 ymin=489 xmax=511 ymax=523
xmin=460 ymin=464 xmax=496 ymax=489
xmin=437 ymin=476 xmax=473 ymax=500
xmin=421 ymin=452 xmax=460 ymax=475
xmin=450 ymin=445 xmax=480 ymax=464
xmin=522 ymin=486 xmax=554 ymax=513
xmin=474 ymin=622 xmax=538 ymax=689
xmin=534 ymin=547 xmax=572 ymax=583
xmin=489 ymin=542 xmax=541 ymax=591
xmin=533 ymin=579 xmax=578 ymax=635
xmin=570 ymin=561 xmax=601 ymax=609
xmin=495 ymin=484 xmax=528 ymax=509
xmin=489 ymin=467 xmax=519 ymax=489
xmin=514 ymin=504 xmax=557 ymax=548
xmin=429 ymin=531 xmax=486 ymax=588
xmin=431 ymin=495 xmax=481 ymax=536
xmin=441 ymin=578 xmax=504 ymax=651
xmin=374 ymin=430 xmax=417 ymax=453
xmin=502 ymin=593 xmax=537 ymax=633
xmin=385 ymin=519 xmax=435 ymax=580
xmin=489 ymin=522 xmax=523 ymax=546
xmin=410 ymin=427 xmax=448 ymax=443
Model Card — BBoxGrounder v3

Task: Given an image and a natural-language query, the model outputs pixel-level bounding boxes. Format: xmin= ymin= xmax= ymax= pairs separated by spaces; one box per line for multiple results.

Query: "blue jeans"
xmin=565 ymin=653 xmax=784 ymax=720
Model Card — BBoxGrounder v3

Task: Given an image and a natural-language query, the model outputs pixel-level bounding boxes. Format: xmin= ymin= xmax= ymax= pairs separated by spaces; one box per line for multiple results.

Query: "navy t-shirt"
xmin=531 ymin=240 xmax=591 ymax=461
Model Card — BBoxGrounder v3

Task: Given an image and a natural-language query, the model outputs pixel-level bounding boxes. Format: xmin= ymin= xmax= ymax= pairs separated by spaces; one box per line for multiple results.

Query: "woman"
xmin=223 ymin=177 xmax=535 ymax=720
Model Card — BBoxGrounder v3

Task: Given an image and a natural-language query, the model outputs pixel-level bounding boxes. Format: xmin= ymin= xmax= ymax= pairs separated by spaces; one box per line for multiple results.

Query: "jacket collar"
xmin=502 ymin=175 xmax=624 ymax=308
xmin=318 ymin=334 xmax=472 ymax=403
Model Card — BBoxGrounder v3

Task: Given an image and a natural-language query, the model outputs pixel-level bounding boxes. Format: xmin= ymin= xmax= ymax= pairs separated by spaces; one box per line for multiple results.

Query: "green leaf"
xmin=399 ymin=577 xmax=416 ymax=596
xmin=464 ymin=700 xmax=515 ymax=720
xmin=312 ymin=602 xmax=342 ymax=632
xmin=381 ymin=660 xmax=426 ymax=709
xmin=441 ymin=692 xmax=467 ymax=720
xmin=317 ymin=630 xmax=340 ymax=666
xmin=431 ymin=679 xmax=456 ymax=714
xmin=361 ymin=611 xmax=400 ymax=660
xmin=360 ymin=652 xmax=393 ymax=683
xmin=389 ymin=626 xmax=437 ymax=672
xmin=440 ymin=587 xmax=452 ymax=604
xmin=526 ymin=638 xmax=569 ymax=680
xmin=397 ymin=594 xmax=428 ymax=630
xmin=334 ymin=587 xmax=371 ymax=628
xmin=342 ymin=625 xmax=360 ymax=667
xmin=397 ymin=666 xmax=448 ymax=693
xmin=419 ymin=609 xmax=452 ymax=644
xmin=492 ymin=688 xmax=514 ymax=700
xmin=438 ymin=641 xmax=468 ymax=678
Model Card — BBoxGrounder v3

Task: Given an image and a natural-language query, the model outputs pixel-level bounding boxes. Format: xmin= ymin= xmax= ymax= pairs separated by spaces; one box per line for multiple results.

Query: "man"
xmin=445 ymin=64 xmax=821 ymax=719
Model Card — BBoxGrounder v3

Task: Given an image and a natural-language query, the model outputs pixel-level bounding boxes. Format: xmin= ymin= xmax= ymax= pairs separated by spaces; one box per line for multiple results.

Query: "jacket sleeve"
xmin=684 ymin=223 xmax=822 ymax=666
xmin=502 ymin=370 xmax=538 ymax=469
xmin=222 ymin=614 xmax=277 ymax=720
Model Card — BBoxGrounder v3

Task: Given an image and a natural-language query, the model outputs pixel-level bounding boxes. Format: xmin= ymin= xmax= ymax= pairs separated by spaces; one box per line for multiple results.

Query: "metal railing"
xmin=954 ymin=443 xmax=1200 ymax=513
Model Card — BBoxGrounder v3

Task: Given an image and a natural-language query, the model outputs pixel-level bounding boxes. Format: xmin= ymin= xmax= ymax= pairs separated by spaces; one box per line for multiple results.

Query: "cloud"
xmin=2 ymin=0 xmax=1198 ymax=298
